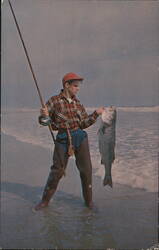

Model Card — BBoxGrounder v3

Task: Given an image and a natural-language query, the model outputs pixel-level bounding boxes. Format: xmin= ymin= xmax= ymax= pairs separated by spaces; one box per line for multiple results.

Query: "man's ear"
xmin=65 ymin=82 xmax=70 ymax=88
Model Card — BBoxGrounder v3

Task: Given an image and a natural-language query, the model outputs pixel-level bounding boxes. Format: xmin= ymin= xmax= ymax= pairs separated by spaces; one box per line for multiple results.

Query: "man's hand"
xmin=40 ymin=106 xmax=49 ymax=117
xmin=96 ymin=107 xmax=105 ymax=115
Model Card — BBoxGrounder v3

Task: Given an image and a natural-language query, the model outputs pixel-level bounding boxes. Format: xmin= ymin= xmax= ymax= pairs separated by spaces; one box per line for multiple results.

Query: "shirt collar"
xmin=59 ymin=89 xmax=79 ymax=102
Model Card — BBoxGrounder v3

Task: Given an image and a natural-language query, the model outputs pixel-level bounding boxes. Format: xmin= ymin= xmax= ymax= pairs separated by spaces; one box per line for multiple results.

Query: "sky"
xmin=2 ymin=0 xmax=159 ymax=108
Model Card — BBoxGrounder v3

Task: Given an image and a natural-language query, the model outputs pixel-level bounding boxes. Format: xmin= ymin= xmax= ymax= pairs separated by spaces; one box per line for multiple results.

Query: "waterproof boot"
xmin=82 ymin=186 xmax=93 ymax=209
xmin=34 ymin=188 xmax=56 ymax=211
xmin=80 ymin=175 xmax=93 ymax=209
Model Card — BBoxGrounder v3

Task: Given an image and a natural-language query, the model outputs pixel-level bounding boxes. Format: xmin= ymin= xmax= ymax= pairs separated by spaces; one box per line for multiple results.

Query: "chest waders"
xmin=40 ymin=132 xmax=93 ymax=210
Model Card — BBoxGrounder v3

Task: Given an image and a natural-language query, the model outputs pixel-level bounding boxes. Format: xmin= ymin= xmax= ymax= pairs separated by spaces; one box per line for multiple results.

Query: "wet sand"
xmin=1 ymin=133 xmax=158 ymax=249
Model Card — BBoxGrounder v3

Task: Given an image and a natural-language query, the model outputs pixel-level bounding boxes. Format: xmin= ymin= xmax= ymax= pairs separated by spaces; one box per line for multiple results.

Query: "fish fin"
xmin=103 ymin=176 xmax=113 ymax=188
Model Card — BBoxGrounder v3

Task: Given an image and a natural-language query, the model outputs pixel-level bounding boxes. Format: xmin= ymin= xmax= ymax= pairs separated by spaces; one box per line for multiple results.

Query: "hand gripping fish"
xmin=98 ymin=106 xmax=117 ymax=187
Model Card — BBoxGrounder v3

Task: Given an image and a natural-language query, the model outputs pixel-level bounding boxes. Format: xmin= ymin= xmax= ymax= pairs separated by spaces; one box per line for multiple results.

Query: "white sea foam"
xmin=94 ymin=158 xmax=158 ymax=192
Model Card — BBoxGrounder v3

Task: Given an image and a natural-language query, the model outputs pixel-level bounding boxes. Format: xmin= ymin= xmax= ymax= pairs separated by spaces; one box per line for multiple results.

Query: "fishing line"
xmin=8 ymin=0 xmax=66 ymax=175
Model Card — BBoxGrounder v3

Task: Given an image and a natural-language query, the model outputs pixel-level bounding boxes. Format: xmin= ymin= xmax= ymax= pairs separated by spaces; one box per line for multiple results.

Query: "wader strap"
xmin=66 ymin=124 xmax=74 ymax=156
xmin=55 ymin=112 xmax=75 ymax=156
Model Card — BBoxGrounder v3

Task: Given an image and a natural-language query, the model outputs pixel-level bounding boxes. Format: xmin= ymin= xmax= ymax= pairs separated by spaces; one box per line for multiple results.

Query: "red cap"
xmin=62 ymin=72 xmax=84 ymax=84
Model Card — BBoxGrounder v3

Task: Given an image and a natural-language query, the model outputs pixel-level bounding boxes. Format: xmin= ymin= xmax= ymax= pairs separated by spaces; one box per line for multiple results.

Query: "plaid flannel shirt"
xmin=39 ymin=90 xmax=99 ymax=131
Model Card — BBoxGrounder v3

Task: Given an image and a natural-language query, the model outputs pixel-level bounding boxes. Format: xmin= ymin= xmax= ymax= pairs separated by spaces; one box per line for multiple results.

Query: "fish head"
xmin=101 ymin=106 xmax=116 ymax=124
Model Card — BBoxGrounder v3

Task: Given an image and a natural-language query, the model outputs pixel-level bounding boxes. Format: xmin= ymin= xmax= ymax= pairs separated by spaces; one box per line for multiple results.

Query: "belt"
xmin=58 ymin=127 xmax=79 ymax=134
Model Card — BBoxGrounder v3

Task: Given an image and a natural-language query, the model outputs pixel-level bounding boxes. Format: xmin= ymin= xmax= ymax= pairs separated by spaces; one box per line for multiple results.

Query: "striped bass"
xmin=98 ymin=106 xmax=117 ymax=187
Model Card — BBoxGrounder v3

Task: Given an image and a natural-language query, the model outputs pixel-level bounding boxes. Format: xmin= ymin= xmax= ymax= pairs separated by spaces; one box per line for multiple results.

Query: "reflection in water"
xmin=40 ymin=195 xmax=115 ymax=249
xmin=2 ymin=181 xmax=116 ymax=249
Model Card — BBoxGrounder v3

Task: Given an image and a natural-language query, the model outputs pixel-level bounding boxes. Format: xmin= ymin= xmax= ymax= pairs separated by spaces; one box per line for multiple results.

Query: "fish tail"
xmin=103 ymin=175 xmax=113 ymax=188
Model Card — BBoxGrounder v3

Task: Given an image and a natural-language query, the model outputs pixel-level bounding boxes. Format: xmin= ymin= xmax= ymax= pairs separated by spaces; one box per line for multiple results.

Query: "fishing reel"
xmin=39 ymin=116 xmax=51 ymax=126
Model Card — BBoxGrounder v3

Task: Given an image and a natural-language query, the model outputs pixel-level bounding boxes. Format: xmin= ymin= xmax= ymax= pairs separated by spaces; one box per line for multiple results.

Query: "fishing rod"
xmin=8 ymin=0 xmax=66 ymax=175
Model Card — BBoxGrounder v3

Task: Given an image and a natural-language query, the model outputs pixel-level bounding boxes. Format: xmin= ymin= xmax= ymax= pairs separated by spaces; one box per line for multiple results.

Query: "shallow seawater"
xmin=1 ymin=188 xmax=116 ymax=249
xmin=37 ymin=200 xmax=114 ymax=249
xmin=1 ymin=125 xmax=158 ymax=249
xmin=2 ymin=107 xmax=158 ymax=192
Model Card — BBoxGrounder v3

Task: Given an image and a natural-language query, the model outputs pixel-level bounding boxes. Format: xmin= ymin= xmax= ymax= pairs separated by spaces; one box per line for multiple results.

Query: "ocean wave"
xmin=117 ymin=106 xmax=159 ymax=112
xmin=1 ymin=108 xmax=158 ymax=193
xmin=1 ymin=108 xmax=39 ymax=114
xmin=87 ymin=106 xmax=159 ymax=112
xmin=2 ymin=125 xmax=157 ymax=193
xmin=94 ymin=158 xmax=158 ymax=192
xmin=1 ymin=128 xmax=54 ymax=151
xmin=2 ymin=106 xmax=159 ymax=114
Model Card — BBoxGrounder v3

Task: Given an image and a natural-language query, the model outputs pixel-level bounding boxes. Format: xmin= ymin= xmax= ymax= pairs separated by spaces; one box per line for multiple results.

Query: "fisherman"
xmin=34 ymin=72 xmax=104 ymax=210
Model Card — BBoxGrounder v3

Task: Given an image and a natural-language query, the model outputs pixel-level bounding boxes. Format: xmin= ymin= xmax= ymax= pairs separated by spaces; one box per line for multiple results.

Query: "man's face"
xmin=66 ymin=81 xmax=81 ymax=96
